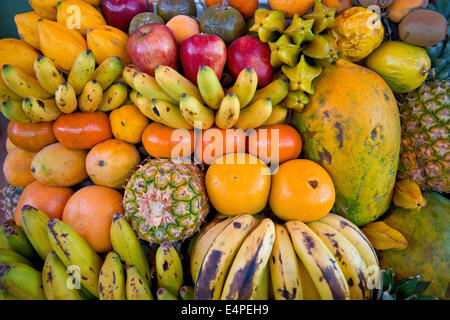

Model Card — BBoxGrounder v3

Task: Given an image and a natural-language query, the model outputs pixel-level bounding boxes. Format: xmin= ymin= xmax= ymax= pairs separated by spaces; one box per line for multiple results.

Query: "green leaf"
xmin=392 ymin=276 xmax=420 ymax=299
xmin=382 ymin=269 xmax=394 ymax=293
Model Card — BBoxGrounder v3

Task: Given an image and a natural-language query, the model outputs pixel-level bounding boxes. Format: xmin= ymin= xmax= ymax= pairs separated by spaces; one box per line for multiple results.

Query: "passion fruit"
xmin=399 ymin=9 xmax=447 ymax=47
xmin=156 ymin=0 xmax=197 ymax=22
xmin=128 ymin=12 xmax=165 ymax=35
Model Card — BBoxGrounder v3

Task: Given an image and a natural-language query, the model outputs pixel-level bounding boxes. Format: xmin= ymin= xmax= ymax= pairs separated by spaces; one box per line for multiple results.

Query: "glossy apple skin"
xmin=102 ymin=0 xmax=152 ymax=32
xmin=227 ymin=35 xmax=273 ymax=87
xmin=127 ymin=23 xmax=178 ymax=76
xmin=180 ymin=34 xmax=227 ymax=84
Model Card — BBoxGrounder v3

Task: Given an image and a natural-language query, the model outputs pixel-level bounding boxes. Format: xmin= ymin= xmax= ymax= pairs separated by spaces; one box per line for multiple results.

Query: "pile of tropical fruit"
xmin=0 ymin=0 xmax=448 ymax=301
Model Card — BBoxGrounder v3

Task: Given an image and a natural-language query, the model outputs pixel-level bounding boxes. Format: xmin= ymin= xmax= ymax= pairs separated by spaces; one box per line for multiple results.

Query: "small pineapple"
xmin=123 ymin=158 xmax=210 ymax=245
xmin=0 ymin=183 xmax=23 ymax=221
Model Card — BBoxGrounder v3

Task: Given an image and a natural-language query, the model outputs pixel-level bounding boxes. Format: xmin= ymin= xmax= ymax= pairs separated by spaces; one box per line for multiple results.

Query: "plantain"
xmin=0 ymin=262 xmax=46 ymax=300
xmin=155 ymin=242 xmax=184 ymax=296
xmin=20 ymin=205 xmax=53 ymax=261
xmin=125 ymin=265 xmax=153 ymax=300
xmin=98 ymin=251 xmax=126 ymax=300
xmin=0 ymin=249 xmax=33 ymax=266
xmin=0 ymin=220 xmax=38 ymax=261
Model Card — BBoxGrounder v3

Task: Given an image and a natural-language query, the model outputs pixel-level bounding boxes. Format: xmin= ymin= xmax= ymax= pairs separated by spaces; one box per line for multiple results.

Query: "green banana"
xmin=228 ymin=67 xmax=258 ymax=108
xmin=156 ymin=287 xmax=178 ymax=300
xmin=78 ymin=80 xmax=103 ymax=112
xmin=135 ymin=93 xmax=161 ymax=122
xmin=93 ymin=56 xmax=123 ymax=91
xmin=250 ymin=78 xmax=290 ymax=106
xmin=1 ymin=64 xmax=53 ymax=99
xmin=22 ymin=97 xmax=61 ymax=122
xmin=0 ymin=262 xmax=46 ymax=300
xmin=1 ymin=100 xmax=33 ymax=123
xmin=110 ymin=214 xmax=152 ymax=285
xmin=133 ymin=71 xmax=178 ymax=104
xmin=0 ymin=248 xmax=33 ymax=266
xmin=43 ymin=252 xmax=85 ymax=300
xmin=179 ymin=93 xmax=215 ymax=130
xmin=0 ymin=220 xmax=38 ymax=261
xmin=98 ymin=81 xmax=128 ymax=112
xmin=34 ymin=55 xmax=65 ymax=94
xmin=129 ymin=88 xmax=138 ymax=105
xmin=126 ymin=265 xmax=153 ymax=300
xmin=122 ymin=64 xmax=138 ymax=89
xmin=197 ymin=65 xmax=224 ymax=110
xmin=155 ymin=242 xmax=183 ymax=296
xmin=0 ymin=77 xmax=22 ymax=101
xmin=235 ymin=98 xmax=273 ymax=130
xmin=55 ymin=82 xmax=78 ymax=114
xmin=154 ymin=65 xmax=204 ymax=103
xmin=179 ymin=285 xmax=195 ymax=300
xmin=46 ymin=218 xmax=103 ymax=298
xmin=215 ymin=92 xmax=240 ymax=129
xmin=98 ymin=251 xmax=126 ymax=300
xmin=151 ymin=99 xmax=193 ymax=129
xmin=20 ymin=205 xmax=53 ymax=261
xmin=0 ymin=288 xmax=17 ymax=300
xmin=68 ymin=49 xmax=96 ymax=95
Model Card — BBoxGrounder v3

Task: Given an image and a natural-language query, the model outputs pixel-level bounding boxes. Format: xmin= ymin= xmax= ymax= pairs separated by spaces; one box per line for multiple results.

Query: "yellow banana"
xmin=122 ymin=64 xmax=138 ymax=89
xmin=197 ymin=65 xmax=224 ymax=109
xmin=151 ymin=99 xmax=193 ymax=129
xmin=1 ymin=64 xmax=53 ymax=99
xmin=0 ymin=220 xmax=38 ymax=261
xmin=250 ymin=78 xmax=290 ymax=106
xmin=269 ymin=224 xmax=303 ymax=300
xmin=133 ymin=71 xmax=178 ymax=104
xmin=110 ymin=214 xmax=152 ymax=285
xmin=221 ymin=218 xmax=275 ymax=300
xmin=46 ymin=218 xmax=103 ymax=298
xmin=93 ymin=56 xmax=123 ymax=90
xmin=0 ymin=288 xmax=17 ymax=300
xmin=34 ymin=55 xmax=65 ymax=94
xmin=22 ymin=97 xmax=61 ymax=122
xmin=42 ymin=252 xmax=85 ymax=300
xmin=20 ymin=205 xmax=53 ymax=261
xmin=179 ymin=93 xmax=215 ymax=129
xmin=0 ymin=77 xmax=22 ymax=101
xmin=126 ymin=265 xmax=153 ymax=300
xmin=134 ymin=93 xmax=161 ymax=122
xmin=98 ymin=251 xmax=126 ymax=300
xmin=235 ymin=98 xmax=272 ymax=130
xmin=0 ymin=249 xmax=33 ymax=266
xmin=0 ymin=262 xmax=46 ymax=300
xmin=285 ymin=220 xmax=350 ymax=300
xmin=195 ymin=214 xmax=257 ymax=300
xmin=98 ymin=81 xmax=128 ymax=112
xmin=129 ymin=88 xmax=138 ymax=105
xmin=155 ymin=242 xmax=183 ymax=296
xmin=307 ymin=221 xmax=370 ymax=300
xmin=179 ymin=286 xmax=195 ymax=300
xmin=78 ymin=80 xmax=103 ymax=112
xmin=68 ymin=49 xmax=96 ymax=95
xmin=55 ymin=82 xmax=78 ymax=114
xmin=228 ymin=67 xmax=258 ymax=108
xmin=154 ymin=65 xmax=204 ymax=103
xmin=1 ymin=100 xmax=33 ymax=123
xmin=297 ymin=258 xmax=321 ymax=300
xmin=215 ymin=92 xmax=240 ymax=129
xmin=254 ymin=265 xmax=269 ymax=300
xmin=156 ymin=287 xmax=178 ymax=300
xmin=263 ymin=104 xmax=288 ymax=126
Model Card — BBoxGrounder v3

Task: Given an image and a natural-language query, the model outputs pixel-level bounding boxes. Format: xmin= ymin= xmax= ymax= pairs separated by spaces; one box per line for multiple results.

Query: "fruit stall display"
xmin=0 ymin=0 xmax=448 ymax=301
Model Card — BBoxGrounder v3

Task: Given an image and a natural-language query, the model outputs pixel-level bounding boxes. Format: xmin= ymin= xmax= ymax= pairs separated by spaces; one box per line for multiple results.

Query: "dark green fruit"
xmin=199 ymin=3 xmax=246 ymax=45
xmin=399 ymin=9 xmax=447 ymax=47
xmin=156 ymin=0 xmax=197 ymax=22
xmin=128 ymin=12 xmax=165 ymax=35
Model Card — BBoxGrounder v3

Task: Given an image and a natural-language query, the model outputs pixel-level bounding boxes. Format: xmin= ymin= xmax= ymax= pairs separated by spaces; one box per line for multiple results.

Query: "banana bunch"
xmin=191 ymin=213 xmax=379 ymax=300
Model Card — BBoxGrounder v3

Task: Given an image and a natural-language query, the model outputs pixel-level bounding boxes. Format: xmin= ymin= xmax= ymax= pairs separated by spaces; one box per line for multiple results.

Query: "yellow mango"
xmin=86 ymin=25 xmax=131 ymax=65
xmin=0 ymin=38 xmax=40 ymax=76
xmin=14 ymin=11 xmax=41 ymax=50
xmin=56 ymin=0 xmax=106 ymax=36
xmin=29 ymin=0 xmax=59 ymax=20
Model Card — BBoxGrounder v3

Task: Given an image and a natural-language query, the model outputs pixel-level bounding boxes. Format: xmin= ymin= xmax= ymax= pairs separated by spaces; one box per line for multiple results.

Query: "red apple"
xmin=102 ymin=0 xmax=152 ymax=32
xmin=127 ymin=23 xmax=178 ymax=76
xmin=180 ymin=34 xmax=227 ymax=85
xmin=227 ymin=35 xmax=273 ymax=87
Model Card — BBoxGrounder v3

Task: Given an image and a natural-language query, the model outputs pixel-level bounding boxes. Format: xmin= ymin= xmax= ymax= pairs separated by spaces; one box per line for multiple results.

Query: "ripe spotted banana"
xmin=285 ymin=220 xmax=351 ymax=300
xmin=215 ymin=92 xmax=240 ymax=129
xmin=134 ymin=93 xmax=161 ymax=122
xmin=20 ymin=205 xmax=52 ymax=261
xmin=42 ymin=252 xmax=85 ymax=300
xmin=0 ymin=220 xmax=37 ymax=261
xmin=221 ymin=218 xmax=275 ymax=300
xmin=110 ymin=214 xmax=152 ymax=285
xmin=197 ymin=65 xmax=224 ymax=110
xmin=155 ymin=65 xmax=204 ymax=103
xmin=156 ymin=242 xmax=183 ymax=296
xmin=98 ymin=81 xmax=128 ymax=112
xmin=0 ymin=77 xmax=21 ymax=101
xmin=55 ymin=82 xmax=78 ymax=114
xmin=34 ymin=55 xmax=65 ymax=94
xmin=269 ymin=224 xmax=303 ymax=300
xmin=263 ymin=104 xmax=288 ymax=126
xmin=151 ymin=99 xmax=193 ymax=129
xmin=235 ymin=98 xmax=273 ymax=130
xmin=1 ymin=64 xmax=53 ymax=99
xmin=297 ymin=257 xmax=321 ymax=300
xmin=254 ymin=265 xmax=270 ymax=300
xmin=250 ymin=78 xmax=290 ymax=106
xmin=98 ymin=251 xmax=126 ymax=300
xmin=67 ymin=49 xmax=96 ymax=95
xmin=122 ymin=64 xmax=138 ymax=90
xmin=22 ymin=97 xmax=61 ymax=122
xmin=133 ymin=71 xmax=178 ymax=104
xmin=46 ymin=218 xmax=103 ymax=298
xmin=78 ymin=80 xmax=103 ymax=112
xmin=0 ymin=262 xmax=46 ymax=300
xmin=156 ymin=287 xmax=178 ymax=300
xmin=228 ymin=67 xmax=258 ymax=108
xmin=0 ymin=249 xmax=32 ymax=266
xmin=195 ymin=214 xmax=257 ymax=300
xmin=92 ymin=56 xmax=123 ymax=90
xmin=180 ymin=93 xmax=215 ymax=129
xmin=126 ymin=265 xmax=153 ymax=300
xmin=1 ymin=100 xmax=33 ymax=124
xmin=179 ymin=286 xmax=195 ymax=300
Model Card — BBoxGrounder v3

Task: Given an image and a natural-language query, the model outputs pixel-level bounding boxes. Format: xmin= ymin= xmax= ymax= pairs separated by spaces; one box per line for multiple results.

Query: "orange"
xmin=166 ymin=15 xmax=200 ymax=44
xmin=268 ymin=0 xmax=315 ymax=18
xmin=110 ymin=104 xmax=149 ymax=144
xmin=3 ymin=148 xmax=36 ymax=188
xmin=205 ymin=0 xmax=258 ymax=19
xmin=269 ymin=159 xmax=335 ymax=222
xmin=62 ymin=185 xmax=124 ymax=253
xmin=205 ymin=153 xmax=271 ymax=216
xmin=322 ymin=0 xmax=353 ymax=13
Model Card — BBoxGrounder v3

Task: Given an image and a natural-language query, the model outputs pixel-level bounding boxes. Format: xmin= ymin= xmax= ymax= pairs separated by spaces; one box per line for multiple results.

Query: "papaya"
xmin=0 ymin=38 xmax=40 ymax=76
xmin=292 ymin=59 xmax=401 ymax=226
xmin=86 ymin=25 xmax=131 ymax=65
xmin=29 ymin=0 xmax=59 ymax=20
xmin=378 ymin=192 xmax=450 ymax=299
xmin=14 ymin=11 xmax=41 ymax=50
xmin=37 ymin=18 xmax=87 ymax=73
xmin=56 ymin=0 xmax=106 ymax=36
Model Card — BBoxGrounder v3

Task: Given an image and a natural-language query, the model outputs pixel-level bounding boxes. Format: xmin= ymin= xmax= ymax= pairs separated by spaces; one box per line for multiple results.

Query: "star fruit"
xmin=282 ymin=90 xmax=310 ymax=112
xmin=303 ymin=0 xmax=337 ymax=34
xmin=284 ymin=14 xmax=315 ymax=46
xmin=282 ymin=55 xmax=322 ymax=94
xmin=249 ymin=8 xmax=286 ymax=43
xmin=269 ymin=35 xmax=301 ymax=68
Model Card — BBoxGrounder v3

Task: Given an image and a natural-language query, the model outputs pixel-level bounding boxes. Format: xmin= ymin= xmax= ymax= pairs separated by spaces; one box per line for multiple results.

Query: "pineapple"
xmin=0 ymin=183 xmax=23 ymax=221
xmin=123 ymin=158 xmax=210 ymax=245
